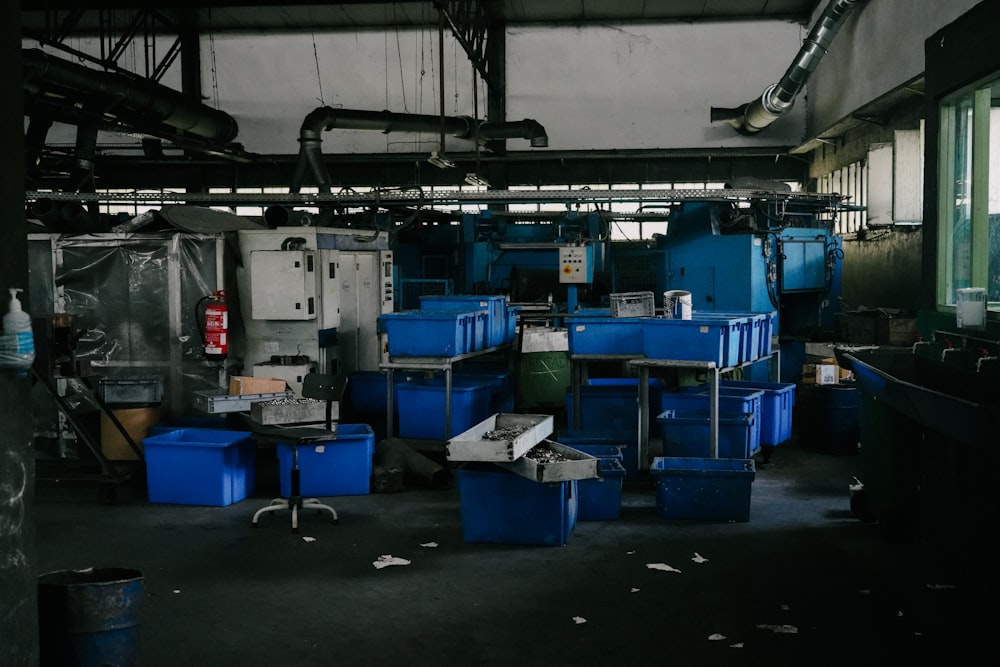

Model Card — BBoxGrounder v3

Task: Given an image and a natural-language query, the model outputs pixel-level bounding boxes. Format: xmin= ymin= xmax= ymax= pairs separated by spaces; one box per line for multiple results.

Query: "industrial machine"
xmin=235 ymin=227 xmax=394 ymax=390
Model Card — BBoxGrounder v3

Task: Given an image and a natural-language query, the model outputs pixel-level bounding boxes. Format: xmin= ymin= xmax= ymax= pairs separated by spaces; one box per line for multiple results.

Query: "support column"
xmin=0 ymin=5 xmax=39 ymax=665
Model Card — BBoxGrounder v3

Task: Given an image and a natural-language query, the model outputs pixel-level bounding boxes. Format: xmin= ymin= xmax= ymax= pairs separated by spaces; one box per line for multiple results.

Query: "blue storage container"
xmin=381 ymin=310 xmax=479 ymax=357
xmin=577 ymin=457 xmax=626 ymax=521
xmin=565 ymin=378 xmax=666 ymax=440
xmin=346 ymin=370 xmax=422 ymax=414
xmin=656 ymin=409 xmax=756 ymax=459
xmin=650 ymin=456 xmax=756 ymax=522
xmin=275 ymin=423 xmax=374 ymax=497
xmin=642 ymin=317 xmax=743 ymax=367
xmin=556 ymin=432 xmax=640 ymax=481
xmin=566 ymin=316 xmax=647 ymax=355
xmin=720 ymin=379 xmax=796 ymax=446
xmin=396 ymin=377 xmax=493 ymax=440
xmin=143 ymin=428 xmax=256 ymax=507
xmin=689 ymin=312 xmax=751 ymax=364
xmin=420 ymin=294 xmax=508 ymax=347
xmin=660 ymin=386 xmax=764 ymax=455
xmin=458 ymin=463 xmax=577 ymax=545
xmin=453 ymin=371 xmax=515 ymax=414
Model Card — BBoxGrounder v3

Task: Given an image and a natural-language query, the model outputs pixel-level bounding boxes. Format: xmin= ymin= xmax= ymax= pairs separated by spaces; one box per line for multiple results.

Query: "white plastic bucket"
xmin=956 ymin=287 xmax=987 ymax=329
xmin=663 ymin=290 xmax=692 ymax=320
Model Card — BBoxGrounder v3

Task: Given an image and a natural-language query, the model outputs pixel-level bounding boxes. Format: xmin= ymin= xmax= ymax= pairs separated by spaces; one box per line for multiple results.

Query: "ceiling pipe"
xmin=290 ymin=106 xmax=548 ymax=192
xmin=710 ymin=0 xmax=862 ymax=135
xmin=22 ymin=48 xmax=239 ymax=142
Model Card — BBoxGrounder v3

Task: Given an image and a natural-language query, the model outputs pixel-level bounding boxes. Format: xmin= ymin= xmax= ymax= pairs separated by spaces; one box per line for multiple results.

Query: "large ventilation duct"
xmin=290 ymin=106 xmax=548 ymax=192
xmin=710 ymin=0 xmax=862 ymax=135
xmin=22 ymin=48 xmax=239 ymax=142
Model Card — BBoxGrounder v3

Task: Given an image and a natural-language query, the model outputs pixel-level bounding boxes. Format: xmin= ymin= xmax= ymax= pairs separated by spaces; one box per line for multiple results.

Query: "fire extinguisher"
xmin=197 ymin=289 xmax=228 ymax=360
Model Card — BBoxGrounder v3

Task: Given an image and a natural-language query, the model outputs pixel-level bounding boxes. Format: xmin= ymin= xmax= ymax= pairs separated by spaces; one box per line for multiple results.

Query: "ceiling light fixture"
xmin=428 ymin=151 xmax=455 ymax=169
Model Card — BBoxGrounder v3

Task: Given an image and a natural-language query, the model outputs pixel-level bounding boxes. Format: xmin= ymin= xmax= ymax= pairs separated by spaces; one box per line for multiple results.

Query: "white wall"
xmin=25 ymin=2 xmax=984 ymax=159
xmin=807 ymin=0 xmax=980 ymax=137
xmin=504 ymin=20 xmax=808 ymax=150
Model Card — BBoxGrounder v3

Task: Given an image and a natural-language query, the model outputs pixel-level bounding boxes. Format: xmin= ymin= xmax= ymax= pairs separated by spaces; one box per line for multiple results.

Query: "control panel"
xmin=558 ymin=245 xmax=594 ymax=284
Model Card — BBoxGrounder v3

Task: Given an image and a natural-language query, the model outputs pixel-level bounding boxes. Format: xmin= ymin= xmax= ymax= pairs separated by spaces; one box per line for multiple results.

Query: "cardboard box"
xmin=878 ymin=317 xmax=919 ymax=346
xmin=101 ymin=405 xmax=162 ymax=461
xmin=228 ymin=375 xmax=287 ymax=395
xmin=802 ymin=358 xmax=853 ymax=385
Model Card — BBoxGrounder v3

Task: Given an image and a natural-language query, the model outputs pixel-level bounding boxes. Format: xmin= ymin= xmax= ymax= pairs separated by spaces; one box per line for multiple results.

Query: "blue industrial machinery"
xmin=611 ymin=197 xmax=845 ymax=379
xmin=460 ymin=210 xmax=608 ymax=300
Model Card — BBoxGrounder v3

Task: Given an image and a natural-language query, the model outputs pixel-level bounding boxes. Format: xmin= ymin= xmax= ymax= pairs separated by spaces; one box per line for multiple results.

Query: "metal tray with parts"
xmin=446 ymin=413 xmax=554 ymax=462
xmin=192 ymin=389 xmax=294 ymax=414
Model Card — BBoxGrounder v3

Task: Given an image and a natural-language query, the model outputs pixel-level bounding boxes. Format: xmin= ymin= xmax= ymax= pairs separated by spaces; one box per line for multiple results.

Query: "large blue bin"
xmin=142 ymin=428 xmax=256 ymax=506
xmin=657 ymin=409 xmax=756 ymax=459
xmin=381 ymin=310 xmax=479 ymax=357
xmin=577 ymin=457 xmax=626 ymax=520
xmin=566 ymin=316 xmax=647 ymax=355
xmin=650 ymin=456 xmax=756 ymax=522
xmin=660 ymin=386 xmax=764 ymax=456
xmin=458 ymin=463 xmax=577 ymax=545
xmin=396 ymin=377 xmax=493 ymax=440
xmin=420 ymin=294 xmax=508 ymax=347
xmin=720 ymin=379 xmax=796 ymax=446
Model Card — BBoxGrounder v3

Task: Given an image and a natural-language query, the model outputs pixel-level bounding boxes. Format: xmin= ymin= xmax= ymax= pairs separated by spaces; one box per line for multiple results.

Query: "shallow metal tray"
xmin=192 ymin=389 xmax=294 ymax=414
xmin=250 ymin=398 xmax=338 ymax=425
xmin=446 ymin=413 xmax=554 ymax=462
xmin=497 ymin=440 xmax=599 ymax=483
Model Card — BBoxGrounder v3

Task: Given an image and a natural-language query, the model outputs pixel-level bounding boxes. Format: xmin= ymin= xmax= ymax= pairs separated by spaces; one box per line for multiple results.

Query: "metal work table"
xmin=571 ymin=349 xmax=779 ymax=471
xmin=380 ymin=344 xmax=512 ymax=439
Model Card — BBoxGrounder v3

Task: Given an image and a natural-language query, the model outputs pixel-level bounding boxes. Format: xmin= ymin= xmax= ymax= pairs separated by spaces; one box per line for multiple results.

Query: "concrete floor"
xmin=34 ymin=436 xmax=990 ymax=666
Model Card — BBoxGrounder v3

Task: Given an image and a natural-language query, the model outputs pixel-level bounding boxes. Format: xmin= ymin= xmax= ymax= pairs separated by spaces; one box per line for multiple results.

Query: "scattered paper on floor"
xmin=756 ymin=624 xmax=798 ymax=634
xmin=708 ymin=633 xmax=726 ymax=641
xmin=691 ymin=552 xmax=708 ymax=564
xmin=729 ymin=643 xmax=744 ymax=649
xmin=573 ymin=616 xmax=586 ymax=624
xmin=302 ymin=536 xmax=316 ymax=543
xmin=420 ymin=542 xmax=438 ymax=548
xmin=630 ymin=588 xmax=640 ymax=593
xmin=646 ymin=563 xmax=681 ymax=573
xmin=373 ymin=554 xmax=411 ymax=569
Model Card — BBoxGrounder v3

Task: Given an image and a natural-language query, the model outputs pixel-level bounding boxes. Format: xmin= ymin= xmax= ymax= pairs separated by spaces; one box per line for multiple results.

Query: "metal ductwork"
xmin=710 ymin=0 xmax=862 ymax=135
xmin=22 ymin=48 xmax=239 ymax=142
xmin=290 ymin=106 xmax=548 ymax=192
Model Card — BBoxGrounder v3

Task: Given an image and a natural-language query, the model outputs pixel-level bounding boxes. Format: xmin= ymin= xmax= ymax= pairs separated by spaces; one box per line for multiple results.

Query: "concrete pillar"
xmin=0 ymin=6 xmax=39 ymax=666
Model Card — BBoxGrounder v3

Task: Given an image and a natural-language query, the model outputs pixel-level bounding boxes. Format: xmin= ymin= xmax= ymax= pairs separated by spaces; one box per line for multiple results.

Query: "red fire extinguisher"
xmin=198 ymin=289 xmax=228 ymax=360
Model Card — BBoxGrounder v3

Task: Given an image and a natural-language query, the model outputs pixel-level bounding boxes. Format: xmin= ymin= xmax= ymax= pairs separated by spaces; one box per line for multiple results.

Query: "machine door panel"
xmin=780 ymin=238 xmax=826 ymax=292
xmin=249 ymin=250 xmax=317 ymax=320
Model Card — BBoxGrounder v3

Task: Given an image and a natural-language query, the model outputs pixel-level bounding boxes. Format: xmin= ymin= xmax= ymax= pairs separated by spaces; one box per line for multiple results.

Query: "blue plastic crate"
xmin=346 ymin=370 xmax=421 ymax=414
xmin=566 ymin=316 xmax=647 ymax=355
xmin=720 ymin=379 xmax=796 ymax=446
xmin=458 ymin=463 xmax=577 ymax=545
xmin=650 ymin=456 xmax=756 ymax=522
xmin=143 ymin=428 xmax=256 ymax=507
xmin=275 ymin=423 xmax=374 ymax=497
xmin=577 ymin=458 xmax=626 ymax=521
xmin=396 ymin=377 xmax=493 ymax=440
xmin=660 ymin=386 xmax=764 ymax=455
xmin=556 ymin=431 xmax=639 ymax=481
xmin=452 ymin=371 xmax=515 ymax=414
xmin=565 ymin=378 xmax=667 ymax=439
xmin=642 ymin=317 xmax=742 ymax=366
xmin=656 ymin=409 xmax=756 ymax=459
xmin=381 ymin=310 xmax=479 ymax=357
xmin=689 ymin=312 xmax=751 ymax=364
xmin=420 ymin=294 xmax=508 ymax=347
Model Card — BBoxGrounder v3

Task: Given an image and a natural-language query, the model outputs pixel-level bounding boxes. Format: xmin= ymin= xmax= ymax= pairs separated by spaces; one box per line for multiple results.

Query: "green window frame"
xmin=937 ymin=74 xmax=1000 ymax=313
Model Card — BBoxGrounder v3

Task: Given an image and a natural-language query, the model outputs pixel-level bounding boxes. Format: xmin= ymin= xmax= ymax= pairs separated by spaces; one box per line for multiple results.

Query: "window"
xmin=937 ymin=74 xmax=1000 ymax=310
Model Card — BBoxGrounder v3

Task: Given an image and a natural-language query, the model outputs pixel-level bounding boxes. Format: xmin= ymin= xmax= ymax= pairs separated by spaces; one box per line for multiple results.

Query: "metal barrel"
xmin=38 ymin=567 xmax=144 ymax=667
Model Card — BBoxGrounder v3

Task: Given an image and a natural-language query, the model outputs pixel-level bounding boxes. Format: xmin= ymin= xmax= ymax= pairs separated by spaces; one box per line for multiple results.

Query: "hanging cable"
xmin=309 ymin=8 xmax=325 ymax=106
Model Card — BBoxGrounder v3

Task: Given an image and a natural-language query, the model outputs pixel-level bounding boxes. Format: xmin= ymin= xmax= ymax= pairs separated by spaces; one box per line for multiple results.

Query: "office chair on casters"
xmin=250 ymin=373 xmax=348 ymax=532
